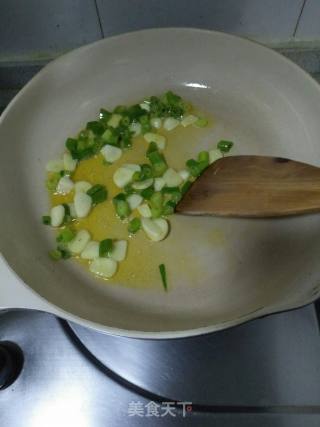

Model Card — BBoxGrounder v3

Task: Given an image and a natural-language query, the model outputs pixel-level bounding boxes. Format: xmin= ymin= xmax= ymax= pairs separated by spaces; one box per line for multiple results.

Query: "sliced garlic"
xmin=132 ymin=178 xmax=154 ymax=190
xmin=74 ymin=180 xmax=92 ymax=193
xmin=141 ymin=218 xmax=169 ymax=242
xmin=139 ymin=101 xmax=150 ymax=112
xmin=89 ymin=258 xmax=118 ymax=278
xmin=150 ymin=117 xmax=162 ymax=129
xmin=46 ymin=159 xmax=64 ymax=173
xmin=63 ymin=152 xmax=77 ymax=172
xmin=123 ymin=164 xmax=141 ymax=172
xmin=68 ymin=230 xmax=91 ymax=254
xmin=154 ymin=177 xmax=166 ymax=192
xmin=100 ymin=145 xmax=122 ymax=163
xmin=113 ymin=168 xmax=135 ymax=188
xmin=50 ymin=205 xmax=65 ymax=227
xmin=179 ymin=169 xmax=190 ymax=181
xmin=74 ymin=192 xmax=92 ymax=218
xmin=81 ymin=241 xmax=100 ymax=260
xmin=137 ymin=203 xmax=152 ymax=218
xmin=163 ymin=168 xmax=183 ymax=187
xmin=181 ymin=114 xmax=198 ymax=127
xmin=56 ymin=176 xmax=74 ymax=195
xmin=129 ymin=122 xmax=142 ymax=136
xmin=68 ymin=203 xmax=76 ymax=218
xmin=113 ymin=164 xmax=141 ymax=188
xmin=163 ymin=117 xmax=179 ymax=131
xmin=127 ymin=194 xmax=143 ymax=210
xmin=110 ymin=240 xmax=128 ymax=262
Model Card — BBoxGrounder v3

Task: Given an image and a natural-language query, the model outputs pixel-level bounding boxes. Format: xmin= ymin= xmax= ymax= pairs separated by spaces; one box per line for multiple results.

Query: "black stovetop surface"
xmin=0 ymin=305 xmax=320 ymax=426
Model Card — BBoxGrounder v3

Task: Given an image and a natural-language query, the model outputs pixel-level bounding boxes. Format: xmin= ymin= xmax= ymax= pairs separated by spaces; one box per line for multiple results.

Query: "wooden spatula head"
xmin=176 ymin=156 xmax=320 ymax=218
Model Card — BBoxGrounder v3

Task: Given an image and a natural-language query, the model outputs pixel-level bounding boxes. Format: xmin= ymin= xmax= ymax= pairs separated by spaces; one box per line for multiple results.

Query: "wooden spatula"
xmin=176 ymin=155 xmax=320 ymax=218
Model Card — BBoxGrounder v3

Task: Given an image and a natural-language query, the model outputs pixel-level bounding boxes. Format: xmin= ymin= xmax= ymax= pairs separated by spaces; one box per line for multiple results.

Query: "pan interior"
xmin=1 ymin=29 xmax=320 ymax=334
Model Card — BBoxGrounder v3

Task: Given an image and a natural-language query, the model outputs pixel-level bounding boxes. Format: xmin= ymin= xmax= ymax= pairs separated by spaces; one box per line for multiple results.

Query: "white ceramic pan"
xmin=1 ymin=28 xmax=320 ymax=339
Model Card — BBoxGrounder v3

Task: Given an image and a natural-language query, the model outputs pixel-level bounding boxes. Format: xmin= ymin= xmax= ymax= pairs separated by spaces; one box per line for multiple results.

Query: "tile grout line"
xmin=293 ymin=0 xmax=308 ymax=37
xmin=94 ymin=0 xmax=104 ymax=38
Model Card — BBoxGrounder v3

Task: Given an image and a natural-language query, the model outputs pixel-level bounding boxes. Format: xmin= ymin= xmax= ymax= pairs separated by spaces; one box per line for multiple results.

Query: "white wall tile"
xmin=97 ymin=0 xmax=304 ymax=42
xmin=0 ymin=0 xmax=102 ymax=60
xmin=295 ymin=0 xmax=320 ymax=41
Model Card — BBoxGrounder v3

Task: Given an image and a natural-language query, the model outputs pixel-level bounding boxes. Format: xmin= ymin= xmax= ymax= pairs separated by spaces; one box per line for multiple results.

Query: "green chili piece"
xmin=159 ymin=264 xmax=168 ymax=291
xmin=128 ymin=217 xmax=141 ymax=234
xmin=99 ymin=239 xmax=113 ymax=257
xmin=56 ymin=228 xmax=75 ymax=244
xmin=87 ymin=184 xmax=108 ymax=205
xmin=217 ymin=140 xmax=234 ymax=153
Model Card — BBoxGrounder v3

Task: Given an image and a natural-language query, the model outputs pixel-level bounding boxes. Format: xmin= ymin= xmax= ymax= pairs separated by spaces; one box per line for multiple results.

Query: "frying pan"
xmin=1 ymin=28 xmax=320 ymax=339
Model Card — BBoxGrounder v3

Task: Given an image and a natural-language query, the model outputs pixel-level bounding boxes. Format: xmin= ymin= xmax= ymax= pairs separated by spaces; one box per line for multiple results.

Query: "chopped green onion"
xmin=113 ymin=193 xmax=127 ymax=202
xmin=99 ymin=108 xmax=112 ymax=123
xmin=116 ymin=200 xmax=131 ymax=219
xmin=195 ymin=117 xmax=208 ymax=127
xmin=162 ymin=201 xmax=175 ymax=216
xmin=65 ymin=138 xmax=78 ymax=158
xmin=66 ymin=130 xmax=101 ymax=161
xmin=46 ymin=172 xmax=60 ymax=191
xmin=186 ymin=159 xmax=201 ymax=177
xmin=99 ymin=239 xmax=113 ymax=257
xmin=151 ymin=206 xmax=162 ymax=218
xmin=159 ymin=264 xmax=168 ymax=291
xmin=113 ymin=194 xmax=131 ymax=219
xmin=198 ymin=161 xmax=209 ymax=173
xmin=181 ymin=181 xmax=192 ymax=195
xmin=139 ymin=114 xmax=152 ymax=134
xmin=49 ymin=247 xmax=71 ymax=261
xmin=147 ymin=151 xmax=167 ymax=174
xmin=42 ymin=215 xmax=51 ymax=225
xmin=119 ymin=127 xmax=133 ymax=149
xmin=152 ymin=162 xmax=168 ymax=177
xmin=124 ymin=184 xmax=135 ymax=195
xmin=140 ymin=164 xmax=153 ymax=180
xmin=101 ymin=128 xmax=119 ymax=146
xmin=86 ymin=121 xmax=105 ymax=135
xmin=56 ymin=228 xmax=75 ymax=244
xmin=128 ymin=217 xmax=141 ymax=234
xmin=147 ymin=150 xmax=168 ymax=177
xmin=126 ymin=104 xmax=145 ymax=120
xmin=148 ymin=191 xmax=166 ymax=217
xmin=87 ymin=184 xmax=108 ymax=205
xmin=217 ymin=140 xmax=234 ymax=153
xmin=120 ymin=115 xmax=131 ymax=127
xmin=141 ymin=186 xmax=155 ymax=200
xmin=59 ymin=247 xmax=71 ymax=259
xmin=161 ymin=186 xmax=180 ymax=194
xmin=147 ymin=150 xmax=164 ymax=165
xmin=146 ymin=141 xmax=158 ymax=156
xmin=150 ymin=191 xmax=163 ymax=208
xmin=63 ymin=204 xmax=70 ymax=216
xmin=198 ymin=151 xmax=209 ymax=164
xmin=161 ymin=186 xmax=182 ymax=203
xmin=114 ymin=105 xmax=126 ymax=114
xmin=132 ymin=171 xmax=141 ymax=182
xmin=149 ymin=91 xmax=187 ymax=119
